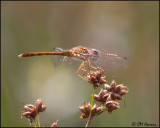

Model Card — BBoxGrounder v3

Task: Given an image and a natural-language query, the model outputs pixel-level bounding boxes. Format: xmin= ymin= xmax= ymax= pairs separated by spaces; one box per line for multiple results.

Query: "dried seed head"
xmin=79 ymin=103 xmax=103 ymax=118
xmin=114 ymin=85 xmax=121 ymax=93
xmin=110 ymin=80 xmax=116 ymax=89
xmin=94 ymin=94 xmax=101 ymax=102
xmin=91 ymin=104 xmax=103 ymax=116
xmin=104 ymin=80 xmax=116 ymax=91
xmin=111 ymin=93 xmax=122 ymax=100
xmin=21 ymin=98 xmax=47 ymax=125
xmin=22 ymin=104 xmax=37 ymax=119
xmin=79 ymin=106 xmax=86 ymax=114
xmin=94 ymin=89 xmax=109 ymax=103
xmin=104 ymin=80 xmax=128 ymax=101
xmin=34 ymin=98 xmax=47 ymax=113
xmin=106 ymin=98 xmax=120 ymax=113
xmin=87 ymin=69 xmax=106 ymax=87
xmin=104 ymin=84 xmax=110 ymax=90
xmin=79 ymin=103 xmax=90 ymax=118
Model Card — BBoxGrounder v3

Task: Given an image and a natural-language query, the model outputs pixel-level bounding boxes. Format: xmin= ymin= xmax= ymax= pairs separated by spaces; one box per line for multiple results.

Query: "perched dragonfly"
xmin=18 ymin=46 xmax=128 ymax=80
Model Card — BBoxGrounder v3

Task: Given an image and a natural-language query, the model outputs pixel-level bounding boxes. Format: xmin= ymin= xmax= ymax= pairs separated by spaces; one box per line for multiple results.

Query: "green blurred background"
xmin=1 ymin=1 xmax=159 ymax=127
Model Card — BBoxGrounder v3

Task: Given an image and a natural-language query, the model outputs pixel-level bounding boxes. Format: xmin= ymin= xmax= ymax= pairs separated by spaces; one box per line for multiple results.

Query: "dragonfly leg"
xmin=89 ymin=65 xmax=104 ymax=72
xmin=76 ymin=61 xmax=88 ymax=81
xmin=77 ymin=61 xmax=84 ymax=75
xmin=83 ymin=61 xmax=86 ymax=76
xmin=96 ymin=66 xmax=104 ymax=72
xmin=83 ymin=61 xmax=92 ymax=83
xmin=89 ymin=65 xmax=97 ymax=70
xmin=83 ymin=60 xmax=94 ymax=83
xmin=87 ymin=60 xmax=91 ymax=74
xmin=87 ymin=60 xmax=103 ymax=72
xmin=77 ymin=73 xmax=88 ymax=81
xmin=76 ymin=60 xmax=102 ymax=83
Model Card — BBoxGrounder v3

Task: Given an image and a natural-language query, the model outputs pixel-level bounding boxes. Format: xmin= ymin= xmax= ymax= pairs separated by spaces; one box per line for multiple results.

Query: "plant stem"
xmin=37 ymin=114 xmax=40 ymax=127
xmin=33 ymin=118 xmax=38 ymax=127
xmin=85 ymin=86 xmax=95 ymax=127
xmin=86 ymin=107 xmax=107 ymax=127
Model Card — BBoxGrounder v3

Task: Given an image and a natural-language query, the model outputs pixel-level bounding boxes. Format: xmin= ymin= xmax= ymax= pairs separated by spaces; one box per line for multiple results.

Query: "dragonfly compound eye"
xmin=92 ymin=49 xmax=100 ymax=56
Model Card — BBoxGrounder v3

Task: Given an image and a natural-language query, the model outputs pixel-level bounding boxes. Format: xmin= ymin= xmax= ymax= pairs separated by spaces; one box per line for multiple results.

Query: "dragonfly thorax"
xmin=70 ymin=46 xmax=100 ymax=62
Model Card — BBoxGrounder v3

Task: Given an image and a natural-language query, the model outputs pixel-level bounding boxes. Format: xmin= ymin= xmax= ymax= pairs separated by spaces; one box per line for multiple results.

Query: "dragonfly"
xmin=18 ymin=46 xmax=128 ymax=81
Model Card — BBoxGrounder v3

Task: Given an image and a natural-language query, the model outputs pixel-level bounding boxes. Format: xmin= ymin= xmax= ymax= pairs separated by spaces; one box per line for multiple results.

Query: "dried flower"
xmin=22 ymin=104 xmax=37 ymax=125
xmin=21 ymin=98 xmax=47 ymax=125
xmin=23 ymin=104 xmax=37 ymax=118
xmin=106 ymin=96 xmax=120 ymax=113
xmin=104 ymin=80 xmax=128 ymax=101
xmin=104 ymin=80 xmax=117 ymax=92
xmin=94 ymin=89 xmax=109 ymax=103
xmin=79 ymin=103 xmax=103 ymax=118
xmin=34 ymin=98 xmax=48 ymax=112
xmin=87 ymin=69 xmax=106 ymax=87
xmin=92 ymin=79 xmax=129 ymax=115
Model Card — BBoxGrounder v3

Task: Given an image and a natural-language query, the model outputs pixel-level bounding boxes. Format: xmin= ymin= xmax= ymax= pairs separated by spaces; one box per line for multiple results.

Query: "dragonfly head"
xmin=90 ymin=49 xmax=100 ymax=61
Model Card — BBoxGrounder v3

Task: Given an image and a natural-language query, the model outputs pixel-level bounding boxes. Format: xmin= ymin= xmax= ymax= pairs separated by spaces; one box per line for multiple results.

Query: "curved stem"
xmin=85 ymin=87 xmax=95 ymax=127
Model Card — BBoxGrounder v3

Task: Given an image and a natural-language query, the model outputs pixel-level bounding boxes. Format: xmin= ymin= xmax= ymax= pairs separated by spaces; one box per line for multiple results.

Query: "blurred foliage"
xmin=1 ymin=1 xmax=159 ymax=127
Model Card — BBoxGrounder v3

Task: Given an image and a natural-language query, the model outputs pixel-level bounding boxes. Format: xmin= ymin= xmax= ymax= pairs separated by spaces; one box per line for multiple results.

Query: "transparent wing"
xmin=63 ymin=57 xmax=84 ymax=71
xmin=50 ymin=47 xmax=84 ymax=71
xmin=94 ymin=52 xmax=128 ymax=68
xmin=50 ymin=47 xmax=65 ymax=67
xmin=90 ymin=52 xmax=129 ymax=79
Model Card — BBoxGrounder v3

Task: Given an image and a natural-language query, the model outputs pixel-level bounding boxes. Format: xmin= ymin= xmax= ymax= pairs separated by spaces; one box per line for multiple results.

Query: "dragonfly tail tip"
xmin=18 ymin=54 xmax=23 ymax=58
